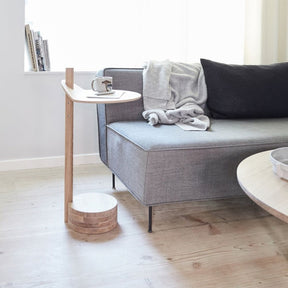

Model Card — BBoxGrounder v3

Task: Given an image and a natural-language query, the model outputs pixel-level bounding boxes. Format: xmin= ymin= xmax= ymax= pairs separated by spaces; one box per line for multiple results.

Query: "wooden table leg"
xmin=64 ymin=68 xmax=74 ymax=223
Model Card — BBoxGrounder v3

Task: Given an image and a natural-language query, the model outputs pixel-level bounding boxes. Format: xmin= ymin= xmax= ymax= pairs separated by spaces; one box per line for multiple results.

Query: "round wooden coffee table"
xmin=237 ymin=150 xmax=288 ymax=223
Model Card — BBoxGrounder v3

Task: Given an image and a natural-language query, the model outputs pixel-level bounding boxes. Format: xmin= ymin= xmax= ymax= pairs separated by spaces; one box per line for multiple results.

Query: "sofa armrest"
xmin=96 ymin=68 xmax=144 ymax=165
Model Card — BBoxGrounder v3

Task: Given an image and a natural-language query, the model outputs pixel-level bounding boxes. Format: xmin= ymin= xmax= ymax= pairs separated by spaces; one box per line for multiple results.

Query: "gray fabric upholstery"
xmin=96 ymin=68 xmax=144 ymax=164
xmin=96 ymin=67 xmax=288 ymax=207
xmin=108 ymin=118 xmax=288 ymax=151
xmin=107 ymin=119 xmax=288 ymax=205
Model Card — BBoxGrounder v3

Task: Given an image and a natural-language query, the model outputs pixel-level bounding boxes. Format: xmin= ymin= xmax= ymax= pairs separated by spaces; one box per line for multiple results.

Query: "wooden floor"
xmin=1 ymin=163 xmax=288 ymax=288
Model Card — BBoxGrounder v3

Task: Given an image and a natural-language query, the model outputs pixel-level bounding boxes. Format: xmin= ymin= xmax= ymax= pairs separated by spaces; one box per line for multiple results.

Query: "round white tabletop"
xmin=61 ymin=80 xmax=141 ymax=104
xmin=237 ymin=150 xmax=288 ymax=223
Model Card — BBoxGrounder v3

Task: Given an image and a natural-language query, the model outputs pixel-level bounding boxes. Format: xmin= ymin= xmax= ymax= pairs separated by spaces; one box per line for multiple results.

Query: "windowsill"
xmin=24 ymin=71 xmax=97 ymax=76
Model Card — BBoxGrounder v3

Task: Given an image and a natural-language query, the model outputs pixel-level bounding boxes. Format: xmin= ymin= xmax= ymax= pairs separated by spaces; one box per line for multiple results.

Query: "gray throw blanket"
xmin=142 ymin=60 xmax=210 ymax=130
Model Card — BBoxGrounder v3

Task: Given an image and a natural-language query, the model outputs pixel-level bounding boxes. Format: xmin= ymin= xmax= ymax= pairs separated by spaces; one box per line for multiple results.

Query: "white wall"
xmin=0 ymin=0 xmax=99 ymax=164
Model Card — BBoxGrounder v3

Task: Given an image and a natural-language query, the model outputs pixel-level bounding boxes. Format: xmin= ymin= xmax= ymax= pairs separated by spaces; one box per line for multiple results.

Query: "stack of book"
xmin=25 ymin=24 xmax=51 ymax=72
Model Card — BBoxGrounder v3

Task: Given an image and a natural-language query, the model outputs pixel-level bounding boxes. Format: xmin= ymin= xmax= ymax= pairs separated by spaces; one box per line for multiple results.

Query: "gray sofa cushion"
xmin=108 ymin=118 xmax=288 ymax=151
xmin=201 ymin=59 xmax=288 ymax=119
xmin=106 ymin=118 xmax=288 ymax=205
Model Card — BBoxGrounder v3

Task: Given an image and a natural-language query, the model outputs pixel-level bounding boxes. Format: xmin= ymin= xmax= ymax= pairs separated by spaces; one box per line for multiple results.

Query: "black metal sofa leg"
xmin=148 ymin=206 xmax=153 ymax=233
xmin=112 ymin=173 xmax=153 ymax=232
xmin=112 ymin=173 xmax=116 ymax=189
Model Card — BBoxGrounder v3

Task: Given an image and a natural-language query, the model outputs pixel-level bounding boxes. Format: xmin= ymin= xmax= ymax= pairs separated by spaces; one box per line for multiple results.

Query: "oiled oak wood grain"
xmin=1 ymin=163 xmax=288 ymax=287
xmin=68 ymin=193 xmax=118 ymax=234
xmin=64 ymin=68 xmax=74 ymax=222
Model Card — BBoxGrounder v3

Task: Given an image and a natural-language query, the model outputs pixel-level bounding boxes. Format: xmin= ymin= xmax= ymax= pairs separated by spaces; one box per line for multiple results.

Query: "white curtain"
xmin=245 ymin=0 xmax=288 ymax=64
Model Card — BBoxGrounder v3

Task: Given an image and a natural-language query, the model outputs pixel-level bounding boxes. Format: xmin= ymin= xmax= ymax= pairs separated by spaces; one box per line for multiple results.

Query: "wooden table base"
xmin=68 ymin=193 xmax=118 ymax=235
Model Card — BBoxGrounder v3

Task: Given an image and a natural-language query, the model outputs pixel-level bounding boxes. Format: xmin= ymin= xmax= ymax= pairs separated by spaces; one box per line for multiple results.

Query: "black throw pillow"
xmin=200 ymin=58 xmax=288 ymax=119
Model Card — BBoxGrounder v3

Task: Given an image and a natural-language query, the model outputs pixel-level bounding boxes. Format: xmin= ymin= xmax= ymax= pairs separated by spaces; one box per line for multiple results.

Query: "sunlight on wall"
xmin=25 ymin=0 xmax=245 ymax=71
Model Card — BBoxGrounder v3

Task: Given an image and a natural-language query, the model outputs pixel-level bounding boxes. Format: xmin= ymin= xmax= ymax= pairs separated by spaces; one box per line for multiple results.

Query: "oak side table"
xmin=61 ymin=68 xmax=141 ymax=234
xmin=237 ymin=150 xmax=288 ymax=224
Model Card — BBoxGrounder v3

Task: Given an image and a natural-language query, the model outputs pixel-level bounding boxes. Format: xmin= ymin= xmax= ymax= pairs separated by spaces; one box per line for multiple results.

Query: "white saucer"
xmin=94 ymin=90 xmax=115 ymax=96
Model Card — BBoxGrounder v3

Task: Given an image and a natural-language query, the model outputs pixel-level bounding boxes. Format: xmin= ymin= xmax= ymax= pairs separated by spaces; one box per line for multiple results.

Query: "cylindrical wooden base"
xmin=68 ymin=193 xmax=118 ymax=235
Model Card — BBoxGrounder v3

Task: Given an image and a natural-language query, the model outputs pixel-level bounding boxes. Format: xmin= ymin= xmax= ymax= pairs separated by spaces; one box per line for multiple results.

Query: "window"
xmin=25 ymin=0 xmax=245 ymax=71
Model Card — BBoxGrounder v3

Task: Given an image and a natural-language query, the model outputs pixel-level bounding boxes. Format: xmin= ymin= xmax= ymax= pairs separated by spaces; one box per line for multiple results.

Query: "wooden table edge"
xmin=237 ymin=150 xmax=288 ymax=224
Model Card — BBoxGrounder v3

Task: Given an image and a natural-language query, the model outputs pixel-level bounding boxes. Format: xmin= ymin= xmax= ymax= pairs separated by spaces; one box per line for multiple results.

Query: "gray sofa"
xmin=97 ymin=65 xmax=288 ymax=232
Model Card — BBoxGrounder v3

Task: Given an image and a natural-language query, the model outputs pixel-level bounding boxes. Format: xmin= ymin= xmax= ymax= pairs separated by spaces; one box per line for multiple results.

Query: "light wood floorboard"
xmin=1 ymin=163 xmax=288 ymax=287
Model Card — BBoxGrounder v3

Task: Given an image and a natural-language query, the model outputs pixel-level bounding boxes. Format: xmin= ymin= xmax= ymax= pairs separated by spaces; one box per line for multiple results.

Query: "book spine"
xmin=25 ymin=24 xmax=39 ymax=72
xmin=43 ymin=40 xmax=51 ymax=71
xmin=34 ymin=31 xmax=45 ymax=71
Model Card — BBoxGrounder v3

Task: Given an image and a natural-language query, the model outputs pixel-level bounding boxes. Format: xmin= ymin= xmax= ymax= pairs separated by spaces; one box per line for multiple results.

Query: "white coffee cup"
xmin=91 ymin=76 xmax=113 ymax=93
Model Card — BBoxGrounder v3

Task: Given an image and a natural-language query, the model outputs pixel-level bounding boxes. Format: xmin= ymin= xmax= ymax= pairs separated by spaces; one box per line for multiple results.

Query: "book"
xmin=25 ymin=25 xmax=51 ymax=72
xmin=43 ymin=40 xmax=51 ymax=71
xmin=87 ymin=90 xmax=127 ymax=99
xmin=25 ymin=24 xmax=39 ymax=71
xmin=34 ymin=31 xmax=45 ymax=71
